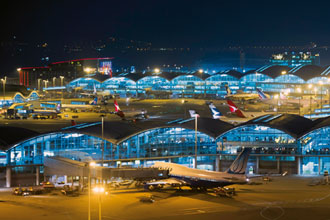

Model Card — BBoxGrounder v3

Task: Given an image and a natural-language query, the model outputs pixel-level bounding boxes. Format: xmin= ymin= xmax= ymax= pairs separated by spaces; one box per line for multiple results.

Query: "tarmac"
xmin=0 ymin=176 xmax=330 ymax=220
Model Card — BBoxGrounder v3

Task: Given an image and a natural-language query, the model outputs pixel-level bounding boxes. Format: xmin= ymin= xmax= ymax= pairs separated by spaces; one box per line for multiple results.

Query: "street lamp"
xmin=43 ymin=80 xmax=49 ymax=89
xmin=181 ymin=99 xmax=187 ymax=118
xmin=1 ymin=76 xmax=6 ymax=107
xmin=37 ymin=78 xmax=41 ymax=91
xmin=60 ymin=76 xmax=64 ymax=100
xmin=274 ymin=94 xmax=279 ymax=114
xmin=296 ymin=87 xmax=302 ymax=115
xmin=194 ymin=114 xmax=198 ymax=169
xmin=53 ymin=77 xmax=56 ymax=87
xmin=319 ymin=81 xmax=323 ymax=112
xmin=88 ymin=161 xmax=96 ymax=220
xmin=101 ymin=116 xmax=104 ymax=185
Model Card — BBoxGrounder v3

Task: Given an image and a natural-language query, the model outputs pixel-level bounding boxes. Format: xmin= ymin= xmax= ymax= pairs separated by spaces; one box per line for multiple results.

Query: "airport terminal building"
xmin=65 ymin=64 xmax=330 ymax=99
xmin=1 ymin=114 xmax=330 ymax=187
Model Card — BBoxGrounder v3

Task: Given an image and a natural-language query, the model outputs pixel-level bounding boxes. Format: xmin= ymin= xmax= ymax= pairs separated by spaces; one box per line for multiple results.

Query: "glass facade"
xmin=205 ymin=74 xmax=239 ymax=96
xmin=7 ymin=133 xmax=113 ymax=166
xmin=4 ymin=122 xmax=330 ymax=175
xmin=136 ymin=76 xmax=170 ymax=91
xmin=6 ymin=127 xmax=215 ymax=167
xmin=67 ymin=78 xmax=102 ymax=91
xmin=217 ymin=125 xmax=297 ymax=155
xmin=67 ymin=70 xmax=330 ymax=97
xmin=116 ymin=127 xmax=215 ymax=160
xmin=102 ymin=77 xmax=136 ymax=96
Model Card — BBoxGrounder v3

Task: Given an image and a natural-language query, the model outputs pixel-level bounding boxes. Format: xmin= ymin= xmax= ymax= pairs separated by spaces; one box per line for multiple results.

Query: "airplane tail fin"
xmin=208 ymin=102 xmax=222 ymax=119
xmin=93 ymin=84 xmax=97 ymax=95
xmin=114 ymin=99 xmax=121 ymax=112
xmin=56 ymin=103 xmax=61 ymax=112
xmin=91 ymin=97 xmax=98 ymax=105
xmin=227 ymin=99 xmax=245 ymax=118
xmin=256 ymin=88 xmax=269 ymax=100
xmin=225 ymin=85 xmax=231 ymax=95
xmin=189 ymin=110 xmax=200 ymax=118
xmin=226 ymin=147 xmax=251 ymax=175
xmin=114 ymin=99 xmax=125 ymax=118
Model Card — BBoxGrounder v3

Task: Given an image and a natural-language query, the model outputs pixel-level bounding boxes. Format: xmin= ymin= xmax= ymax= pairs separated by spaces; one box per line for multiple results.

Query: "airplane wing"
xmin=146 ymin=178 xmax=186 ymax=186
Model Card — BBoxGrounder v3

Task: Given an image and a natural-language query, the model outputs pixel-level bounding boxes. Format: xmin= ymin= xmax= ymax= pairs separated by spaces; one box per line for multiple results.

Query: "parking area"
xmin=1 ymin=176 xmax=330 ymax=220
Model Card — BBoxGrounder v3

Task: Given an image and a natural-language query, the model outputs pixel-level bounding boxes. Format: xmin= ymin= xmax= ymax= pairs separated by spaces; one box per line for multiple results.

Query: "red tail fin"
xmin=71 ymin=120 xmax=77 ymax=126
xmin=227 ymin=99 xmax=245 ymax=118
xmin=114 ymin=99 xmax=125 ymax=118
xmin=114 ymin=99 xmax=121 ymax=112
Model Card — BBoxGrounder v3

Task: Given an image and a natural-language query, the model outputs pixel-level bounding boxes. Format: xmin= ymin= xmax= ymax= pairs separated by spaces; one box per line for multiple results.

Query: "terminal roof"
xmin=293 ymin=65 xmax=325 ymax=81
xmin=258 ymin=65 xmax=292 ymax=78
xmin=61 ymin=117 xmax=233 ymax=144
xmin=0 ymin=127 xmax=39 ymax=151
xmin=242 ymin=114 xmax=316 ymax=138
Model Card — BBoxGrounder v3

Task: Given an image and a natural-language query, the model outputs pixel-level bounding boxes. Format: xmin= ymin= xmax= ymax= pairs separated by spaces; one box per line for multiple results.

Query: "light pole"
xmin=101 ymin=116 xmax=104 ymax=184
xmin=319 ymin=81 xmax=323 ymax=112
xmin=38 ymin=78 xmax=41 ymax=91
xmin=53 ymin=77 xmax=56 ymax=87
xmin=194 ymin=114 xmax=198 ymax=169
xmin=274 ymin=94 xmax=279 ymax=114
xmin=181 ymin=99 xmax=187 ymax=118
xmin=296 ymin=87 xmax=302 ymax=115
xmin=43 ymin=80 xmax=49 ymax=89
xmin=308 ymin=84 xmax=313 ymax=119
xmin=60 ymin=76 xmax=64 ymax=100
xmin=88 ymin=161 xmax=96 ymax=220
xmin=1 ymin=76 xmax=6 ymax=106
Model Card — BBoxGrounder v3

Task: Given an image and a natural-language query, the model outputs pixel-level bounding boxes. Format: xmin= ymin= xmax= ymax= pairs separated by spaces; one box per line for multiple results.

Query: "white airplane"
xmin=32 ymin=104 xmax=61 ymax=117
xmin=113 ymin=99 xmax=148 ymax=121
xmin=225 ymin=85 xmax=271 ymax=102
xmin=208 ymin=100 xmax=269 ymax=123
xmin=80 ymin=84 xmax=111 ymax=98
xmin=145 ymin=147 xmax=251 ymax=190
xmin=60 ymin=97 xmax=99 ymax=110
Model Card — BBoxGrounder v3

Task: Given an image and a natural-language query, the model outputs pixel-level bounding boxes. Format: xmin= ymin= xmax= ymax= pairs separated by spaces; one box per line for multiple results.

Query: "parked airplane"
xmin=256 ymin=88 xmax=271 ymax=100
xmin=80 ymin=84 xmax=111 ymax=98
xmin=227 ymin=99 xmax=268 ymax=118
xmin=207 ymin=100 xmax=269 ymax=123
xmin=113 ymin=99 xmax=148 ymax=121
xmin=225 ymin=85 xmax=260 ymax=101
xmin=145 ymin=147 xmax=252 ymax=190
xmin=32 ymin=104 xmax=61 ymax=117
xmin=60 ymin=97 xmax=99 ymax=110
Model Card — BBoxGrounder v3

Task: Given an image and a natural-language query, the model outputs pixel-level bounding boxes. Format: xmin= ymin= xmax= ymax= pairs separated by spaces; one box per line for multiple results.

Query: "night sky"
xmin=1 ymin=0 xmax=330 ymax=47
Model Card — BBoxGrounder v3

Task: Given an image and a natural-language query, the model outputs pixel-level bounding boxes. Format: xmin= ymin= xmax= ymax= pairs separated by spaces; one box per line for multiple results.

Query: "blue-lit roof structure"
xmin=2 ymin=114 xmax=330 ymax=177
xmin=65 ymin=65 xmax=330 ymax=98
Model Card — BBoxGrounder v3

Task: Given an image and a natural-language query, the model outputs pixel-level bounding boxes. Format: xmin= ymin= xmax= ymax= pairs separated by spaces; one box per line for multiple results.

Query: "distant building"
xmin=17 ymin=57 xmax=113 ymax=89
xmin=270 ymin=52 xmax=320 ymax=67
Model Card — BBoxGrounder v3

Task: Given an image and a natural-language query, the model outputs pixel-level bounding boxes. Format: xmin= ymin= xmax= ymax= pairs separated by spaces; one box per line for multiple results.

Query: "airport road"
xmin=0 ymin=176 xmax=330 ymax=220
xmin=0 ymin=98 xmax=298 ymax=133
